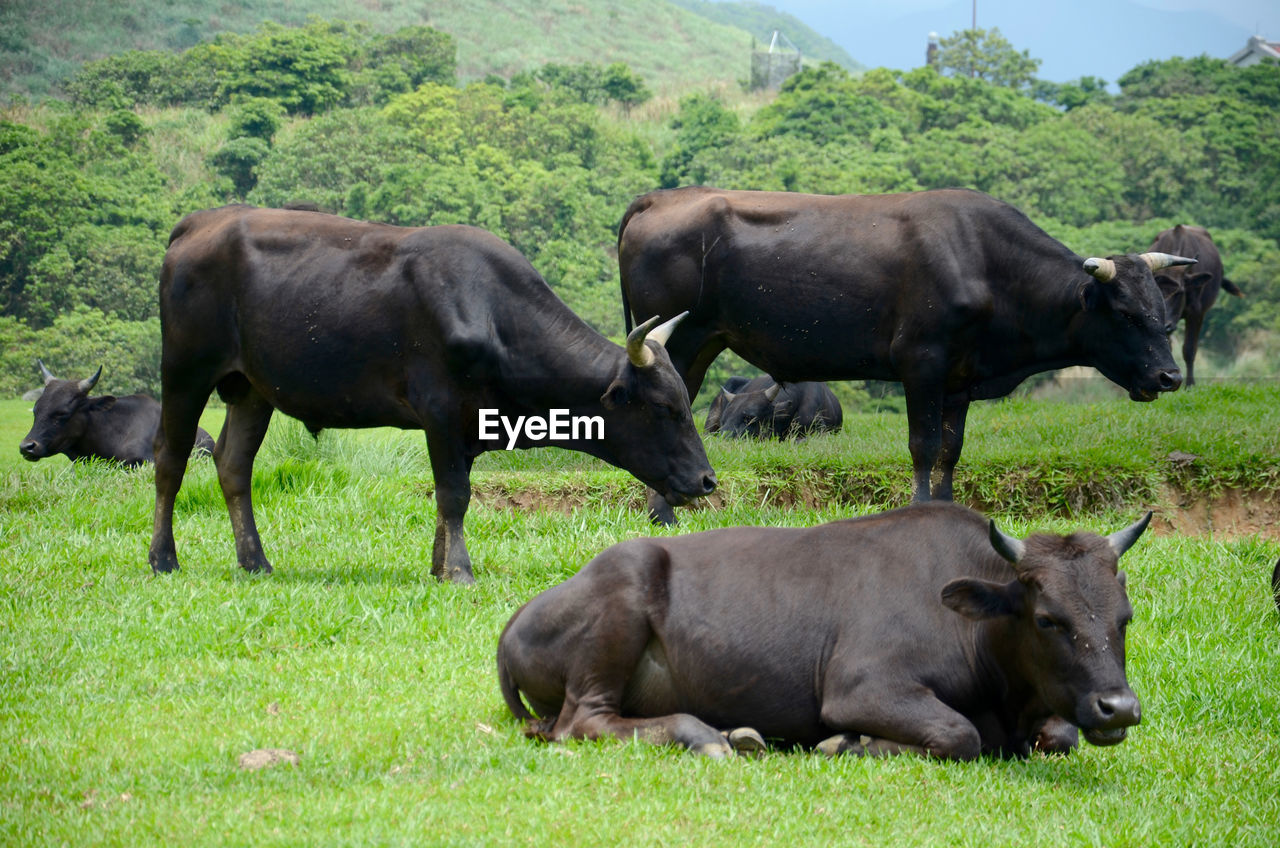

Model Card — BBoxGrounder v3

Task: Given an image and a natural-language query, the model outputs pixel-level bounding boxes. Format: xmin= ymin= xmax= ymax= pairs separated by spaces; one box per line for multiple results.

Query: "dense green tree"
xmin=935 ymin=27 xmax=1041 ymax=90
xmin=660 ymin=92 xmax=741 ymax=187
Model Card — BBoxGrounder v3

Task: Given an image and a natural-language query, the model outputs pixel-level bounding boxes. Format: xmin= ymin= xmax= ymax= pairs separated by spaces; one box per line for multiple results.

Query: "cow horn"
xmin=37 ymin=358 xmax=57 ymax=385
xmin=1083 ymin=257 xmax=1117 ymax=283
xmin=646 ymin=310 xmax=688 ymax=349
xmin=1106 ymin=511 xmax=1152 ymax=559
xmin=721 ymin=390 xmax=738 ymax=402
xmin=78 ymin=365 xmax=102 ymax=394
xmin=1139 ymin=252 xmax=1196 ymax=272
xmin=988 ymin=520 xmax=1026 ymax=565
xmin=763 ymin=382 xmax=782 ymax=402
xmin=626 ymin=315 xmax=662 ymax=368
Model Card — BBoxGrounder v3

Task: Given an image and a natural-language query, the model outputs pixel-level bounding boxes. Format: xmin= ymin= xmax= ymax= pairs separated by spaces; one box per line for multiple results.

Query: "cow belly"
xmin=621 ymin=639 xmax=827 ymax=743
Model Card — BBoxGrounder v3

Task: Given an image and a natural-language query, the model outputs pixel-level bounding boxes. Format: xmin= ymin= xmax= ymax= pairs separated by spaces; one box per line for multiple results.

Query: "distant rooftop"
xmin=1228 ymin=34 xmax=1280 ymax=67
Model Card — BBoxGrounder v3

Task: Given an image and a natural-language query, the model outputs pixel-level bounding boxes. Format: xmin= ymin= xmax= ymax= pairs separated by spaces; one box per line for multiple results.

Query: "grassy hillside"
xmin=668 ymin=0 xmax=862 ymax=70
xmin=0 ymin=0 xmax=855 ymax=99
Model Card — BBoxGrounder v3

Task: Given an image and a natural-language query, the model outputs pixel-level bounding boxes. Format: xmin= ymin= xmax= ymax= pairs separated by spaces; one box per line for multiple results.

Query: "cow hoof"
xmin=150 ymin=559 xmax=180 ymax=575
xmin=724 ymin=727 xmax=767 ymax=757
xmin=816 ymin=733 xmax=868 ymax=757
xmin=444 ymin=566 xmax=476 ymax=586
xmin=690 ymin=740 xmax=733 ymax=758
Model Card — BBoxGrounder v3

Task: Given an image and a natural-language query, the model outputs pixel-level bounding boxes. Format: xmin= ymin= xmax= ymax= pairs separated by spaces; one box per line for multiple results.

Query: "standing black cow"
xmin=149 ymin=205 xmax=716 ymax=583
xmin=1148 ymin=225 xmax=1243 ymax=387
xmin=704 ymin=375 xmax=842 ymax=439
xmin=619 ymin=187 xmax=1190 ymax=519
xmin=20 ymin=361 xmax=214 ymax=467
xmin=499 ymin=501 xmax=1149 ymax=760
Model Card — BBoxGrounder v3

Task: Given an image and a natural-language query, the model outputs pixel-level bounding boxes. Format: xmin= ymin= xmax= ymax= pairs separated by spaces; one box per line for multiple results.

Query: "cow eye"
xmin=1035 ymin=615 xmax=1065 ymax=633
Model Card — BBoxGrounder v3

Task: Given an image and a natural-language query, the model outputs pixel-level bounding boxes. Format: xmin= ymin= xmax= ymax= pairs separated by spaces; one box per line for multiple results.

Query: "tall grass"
xmin=1 ymin=389 xmax=1278 ymax=846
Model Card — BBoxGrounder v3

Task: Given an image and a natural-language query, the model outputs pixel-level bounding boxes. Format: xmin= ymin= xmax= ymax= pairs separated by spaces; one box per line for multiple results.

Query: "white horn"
xmin=763 ymin=382 xmax=782 ymax=402
xmin=646 ymin=310 xmax=688 ymax=349
xmin=626 ymin=315 xmax=661 ymax=368
xmin=1083 ymin=257 xmax=1117 ymax=283
xmin=37 ymin=358 xmax=57 ymax=385
xmin=1140 ymin=252 xmax=1197 ymax=272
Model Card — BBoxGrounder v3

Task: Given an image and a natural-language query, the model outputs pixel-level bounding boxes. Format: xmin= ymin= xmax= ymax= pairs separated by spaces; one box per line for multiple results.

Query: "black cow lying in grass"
xmin=499 ymin=502 xmax=1148 ymax=760
xmin=703 ymin=376 xmax=842 ymax=439
xmin=19 ymin=361 xmax=214 ymax=468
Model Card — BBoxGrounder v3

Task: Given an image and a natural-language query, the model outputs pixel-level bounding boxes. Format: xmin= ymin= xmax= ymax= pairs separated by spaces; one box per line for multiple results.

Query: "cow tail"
xmin=618 ymin=195 xmax=652 ymax=335
xmin=1223 ymin=278 xmax=1244 ymax=298
xmin=497 ymin=652 xmax=535 ymax=722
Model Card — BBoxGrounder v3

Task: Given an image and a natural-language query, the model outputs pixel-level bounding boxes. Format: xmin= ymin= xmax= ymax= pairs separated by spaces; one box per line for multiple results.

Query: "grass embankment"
xmin=1 ymin=385 xmax=1278 ymax=846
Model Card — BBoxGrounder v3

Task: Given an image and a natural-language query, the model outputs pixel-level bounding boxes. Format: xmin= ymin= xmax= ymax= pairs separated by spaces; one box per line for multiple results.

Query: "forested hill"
xmin=1 ymin=0 xmax=848 ymax=98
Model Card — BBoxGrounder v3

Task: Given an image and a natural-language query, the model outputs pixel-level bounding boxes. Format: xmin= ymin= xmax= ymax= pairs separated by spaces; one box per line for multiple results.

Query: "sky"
xmin=741 ymin=0 xmax=1280 ymax=84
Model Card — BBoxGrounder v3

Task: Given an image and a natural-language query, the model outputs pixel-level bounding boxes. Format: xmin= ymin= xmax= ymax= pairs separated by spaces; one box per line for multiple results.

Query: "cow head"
xmin=19 ymin=361 xmax=104 ymax=462
xmin=941 ymin=513 xmax=1150 ymax=747
xmin=714 ymin=380 xmax=789 ymax=438
xmin=1076 ymin=252 xmax=1193 ymax=400
xmin=596 ymin=313 xmax=717 ymax=506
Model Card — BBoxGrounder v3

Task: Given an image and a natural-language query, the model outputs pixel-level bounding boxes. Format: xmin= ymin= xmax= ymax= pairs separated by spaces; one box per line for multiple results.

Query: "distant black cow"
xmin=149 ymin=205 xmax=716 ymax=583
xmin=500 ymin=502 xmax=1149 ymax=759
xmin=1148 ymin=225 xmax=1243 ymax=387
xmin=1271 ymin=559 xmax=1279 ymax=614
xmin=19 ymin=361 xmax=214 ymax=468
xmin=704 ymin=376 xmax=842 ymax=439
xmin=619 ymin=187 xmax=1191 ymax=520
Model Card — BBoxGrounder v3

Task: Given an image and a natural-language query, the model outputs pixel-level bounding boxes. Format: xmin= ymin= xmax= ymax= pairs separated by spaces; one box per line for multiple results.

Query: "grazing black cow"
xmin=20 ymin=361 xmax=214 ymax=467
xmin=499 ymin=502 xmax=1148 ymax=760
xmin=619 ymin=187 xmax=1190 ymax=518
xmin=1148 ymin=225 xmax=1243 ymax=387
xmin=704 ymin=375 xmax=842 ymax=439
xmin=149 ymin=205 xmax=716 ymax=583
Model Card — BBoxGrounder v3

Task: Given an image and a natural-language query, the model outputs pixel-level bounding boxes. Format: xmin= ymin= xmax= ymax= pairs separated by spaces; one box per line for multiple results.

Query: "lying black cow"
xmin=20 ymin=361 xmax=214 ymax=467
xmin=619 ymin=187 xmax=1190 ymax=519
xmin=1148 ymin=225 xmax=1243 ymax=387
xmin=704 ymin=375 xmax=842 ymax=439
xmin=499 ymin=502 xmax=1148 ymax=759
xmin=149 ymin=205 xmax=716 ymax=583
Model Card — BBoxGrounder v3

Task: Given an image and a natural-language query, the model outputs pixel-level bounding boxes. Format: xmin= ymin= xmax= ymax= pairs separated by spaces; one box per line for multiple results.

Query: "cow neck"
xmin=1004 ymin=245 xmax=1095 ymax=367
xmin=498 ymin=314 xmax=625 ymax=411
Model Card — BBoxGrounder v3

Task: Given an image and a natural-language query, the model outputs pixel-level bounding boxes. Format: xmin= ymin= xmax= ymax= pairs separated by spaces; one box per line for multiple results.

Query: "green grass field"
xmin=2 ymin=385 xmax=1279 ymax=846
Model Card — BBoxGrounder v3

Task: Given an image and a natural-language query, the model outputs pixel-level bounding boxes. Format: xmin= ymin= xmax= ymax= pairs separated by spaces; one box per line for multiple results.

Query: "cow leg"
xmin=901 ymin=380 xmax=945 ymax=503
xmin=425 ymin=431 xmax=475 ymax=584
xmin=1182 ymin=310 xmax=1204 ymax=387
xmin=548 ymin=705 xmax=733 ymax=757
xmin=820 ymin=682 xmax=982 ymax=760
xmin=216 ymin=388 xmax=274 ymax=573
xmin=933 ymin=400 xmax=969 ymax=501
xmin=148 ymin=391 xmax=210 ymax=574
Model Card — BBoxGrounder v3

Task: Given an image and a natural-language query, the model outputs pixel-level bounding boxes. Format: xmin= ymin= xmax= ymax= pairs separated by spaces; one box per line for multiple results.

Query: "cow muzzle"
xmin=663 ymin=469 xmax=717 ymax=505
xmin=1080 ymin=690 xmax=1141 ymax=746
xmin=19 ymin=439 xmax=44 ymax=461
xmin=1130 ymin=368 xmax=1182 ymax=401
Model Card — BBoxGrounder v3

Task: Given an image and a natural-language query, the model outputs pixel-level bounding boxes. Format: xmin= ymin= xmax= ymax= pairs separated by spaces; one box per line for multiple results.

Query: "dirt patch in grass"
xmin=472 ymin=479 xmax=1280 ymax=541
xmin=1155 ymin=486 xmax=1280 ymax=540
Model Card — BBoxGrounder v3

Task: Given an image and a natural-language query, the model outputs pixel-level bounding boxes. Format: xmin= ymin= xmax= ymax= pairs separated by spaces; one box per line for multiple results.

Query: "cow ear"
xmin=1078 ymin=280 xmax=1102 ymax=312
xmin=600 ymin=379 xmax=631 ymax=410
xmin=941 ymin=578 xmax=1024 ymax=621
